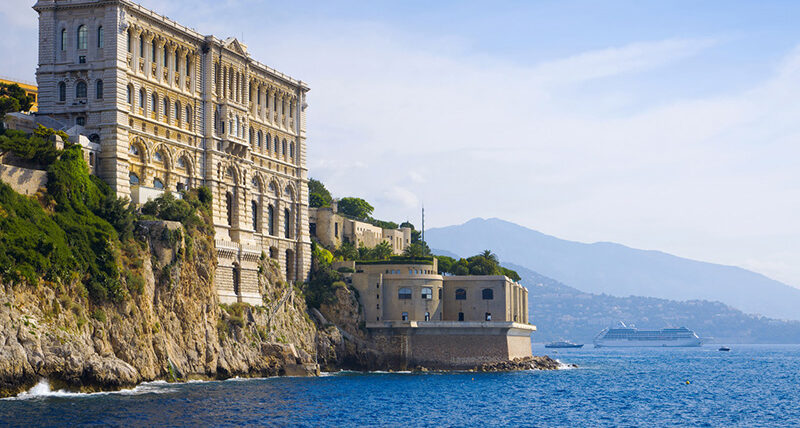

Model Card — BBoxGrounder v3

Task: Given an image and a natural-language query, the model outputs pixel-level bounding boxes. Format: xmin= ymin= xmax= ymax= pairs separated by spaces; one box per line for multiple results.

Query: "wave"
xmin=555 ymin=360 xmax=578 ymax=370
xmin=3 ymin=379 xmax=176 ymax=400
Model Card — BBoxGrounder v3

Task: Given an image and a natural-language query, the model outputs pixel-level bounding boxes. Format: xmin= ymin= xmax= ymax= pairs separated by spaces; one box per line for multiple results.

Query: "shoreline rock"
xmin=473 ymin=356 xmax=574 ymax=372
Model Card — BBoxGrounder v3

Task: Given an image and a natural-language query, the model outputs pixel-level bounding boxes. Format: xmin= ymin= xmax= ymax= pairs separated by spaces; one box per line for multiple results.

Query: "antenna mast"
xmin=422 ymin=205 xmax=425 ymax=243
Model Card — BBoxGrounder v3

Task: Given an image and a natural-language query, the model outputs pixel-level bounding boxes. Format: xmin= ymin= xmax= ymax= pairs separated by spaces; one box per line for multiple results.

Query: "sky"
xmin=2 ymin=0 xmax=800 ymax=288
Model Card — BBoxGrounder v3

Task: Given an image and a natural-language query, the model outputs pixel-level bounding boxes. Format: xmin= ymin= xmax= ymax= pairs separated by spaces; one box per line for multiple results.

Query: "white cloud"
xmin=2 ymin=1 xmax=797 ymax=287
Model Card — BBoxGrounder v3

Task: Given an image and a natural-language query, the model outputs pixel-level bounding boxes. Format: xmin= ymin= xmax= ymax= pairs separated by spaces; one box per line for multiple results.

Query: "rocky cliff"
xmin=0 ymin=219 xmax=319 ymax=397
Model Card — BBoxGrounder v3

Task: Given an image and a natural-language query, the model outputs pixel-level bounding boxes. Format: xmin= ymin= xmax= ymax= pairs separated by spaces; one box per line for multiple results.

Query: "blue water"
xmin=2 ymin=344 xmax=799 ymax=427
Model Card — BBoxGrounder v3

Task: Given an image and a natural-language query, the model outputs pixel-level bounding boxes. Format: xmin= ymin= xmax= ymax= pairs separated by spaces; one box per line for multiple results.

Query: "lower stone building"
xmin=310 ymin=203 xmax=411 ymax=255
xmin=334 ymin=259 xmax=535 ymax=369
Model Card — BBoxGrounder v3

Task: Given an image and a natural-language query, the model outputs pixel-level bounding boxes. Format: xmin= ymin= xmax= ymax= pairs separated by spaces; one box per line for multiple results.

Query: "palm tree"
xmin=480 ymin=250 xmax=498 ymax=264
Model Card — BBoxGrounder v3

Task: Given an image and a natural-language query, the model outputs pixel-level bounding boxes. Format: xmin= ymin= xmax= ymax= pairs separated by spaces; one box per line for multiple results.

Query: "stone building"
xmin=334 ymin=259 xmax=535 ymax=368
xmin=309 ymin=204 xmax=412 ymax=255
xmin=32 ymin=0 xmax=311 ymax=304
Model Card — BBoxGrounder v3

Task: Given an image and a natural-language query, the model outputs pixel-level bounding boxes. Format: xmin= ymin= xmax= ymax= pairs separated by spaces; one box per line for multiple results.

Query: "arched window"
xmin=398 ymin=288 xmax=412 ymax=300
xmin=266 ymin=134 xmax=271 ymax=152
xmin=75 ymin=81 xmax=87 ymax=98
xmin=251 ymin=200 xmax=259 ymax=231
xmin=424 ymin=312 xmax=430 ymax=322
xmin=129 ymin=172 xmax=139 ymax=185
xmin=421 ymin=287 xmax=433 ymax=300
xmin=482 ymin=288 xmax=494 ymax=300
xmin=289 ymin=142 xmax=294 ymax=158
xmin=126 ymin=85 xmax=132 ymax=104
xmin=76 ymin=117 xmax=85 ymax=126
xmin=77 ymin=25 xmax=87 ymax=50
xmin=177 ymin=156 xmax=186 ymax=169
xmin=129 ymin=144 xmax=139 ymax=156
xmin=226 ymin=192 xmax=234 ymax=226
xmin=61 ymin=28 xmax=67 ymax=51
xmin=154 ymin=151 xmax=163 ymax=162
xmin=284 ymin=208 xmax=291 ymax=238
xmin=249 ymin=127 xmax=254 ymax=145
xmin=401 ymin=312 xmax=409 ymax=321
xmin=139 ymin=88 xmax=145 ymax=108
xmin=175 ymin=101 xmax=181 ymax=122
xmin=163 ymin=48 xmax=169 ymax=67
xmin=97 ymin=26 xmax=103 ymax=48
xmin=268 ymin=205 xmax=275 ymax=236
xmin=455 ymin=288 xmax=466 ymax=300
xmin=257 ymin=131 xmax=262 ymax=148
xmin=163 ymin=98 xmax=170 ymax=121
xmin=95 ymin=80 xmax=103 ymax=99
xmin=185 ymin=106 xmax=191 ymax=124
xmin=127 ymin=32 xmax=131 ymax=53
xmin=282 ymin=139 xmax=287 ymax=156
xmin=153 ymin=178 xmax=164 ymax=189
xmin=213 ymin=110 xmax=219 ymax=134
xmin=58 ymin=82 xmax=66 ymax=102
xmin=139 ymin=36 xmax=144 ymax=58
xmin=151 ymin=93 xmax=157 ymax=114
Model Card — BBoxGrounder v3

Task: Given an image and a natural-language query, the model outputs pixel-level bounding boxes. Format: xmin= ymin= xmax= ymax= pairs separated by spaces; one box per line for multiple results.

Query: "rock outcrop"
xmin=0 ymin=220 xmax=317 ymax=398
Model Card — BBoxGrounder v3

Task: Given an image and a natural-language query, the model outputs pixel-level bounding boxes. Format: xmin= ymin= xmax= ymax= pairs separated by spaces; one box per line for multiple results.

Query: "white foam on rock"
xmin=4 ymin=378 xmax=176 ymax=400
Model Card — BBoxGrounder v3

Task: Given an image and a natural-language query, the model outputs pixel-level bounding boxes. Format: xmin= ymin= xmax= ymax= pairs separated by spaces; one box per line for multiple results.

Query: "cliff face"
xmin=0 ymin=220 xmax=318 ymax=397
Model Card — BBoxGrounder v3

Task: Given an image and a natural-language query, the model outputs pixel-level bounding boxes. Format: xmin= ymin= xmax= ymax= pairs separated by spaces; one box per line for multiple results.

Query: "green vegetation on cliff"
xmin=0 ymin=126 xmax=213 ymax=302
xmin=0 ymin=128 xmax=134 ymax=301
xmin=304 ymin=242 xmax=345 ymax=309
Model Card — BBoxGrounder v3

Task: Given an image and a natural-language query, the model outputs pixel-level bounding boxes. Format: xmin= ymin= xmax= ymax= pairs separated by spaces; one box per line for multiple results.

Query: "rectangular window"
xmin=401 ymin=312 xmax=408 ymax=321
xmin=78 ymin=56 xmax=86 ymax=64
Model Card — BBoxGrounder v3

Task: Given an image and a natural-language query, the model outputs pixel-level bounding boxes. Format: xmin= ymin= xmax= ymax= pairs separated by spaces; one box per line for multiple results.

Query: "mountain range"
xmin=506 ymin=263 xmax=800 ymax=343
xmin=426 ymin=217 xmax=800 ymax=321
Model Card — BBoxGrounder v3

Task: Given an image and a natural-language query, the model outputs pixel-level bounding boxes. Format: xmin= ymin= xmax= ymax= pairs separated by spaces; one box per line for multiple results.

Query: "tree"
xmin=308 ymin=178 xmax=332 ymax=208
xmin=334 ymin=241 xmax=358 ymax=261
xmin=403 ymin=241 xmax=431 ymax=259
xmin=501 ymin=267 xmax=521 ymax=282
xmin=399 ymin=221 xmax=415 ymax=230
xmin=0 ymin=83 xmax=33 ymax=119
xmin=410 ymin=230 xmax=422 ymax=244
xmin=337 ymin=197 xmax=374 ymax=220
xmin=357 ymin=244 xmax=372 ymax=261
xmin=373 ymin=241 xmax=393 ymax=260
xmin=480 ymin=249 xmax=499 ymax=264
xmin=0 ymin=129 xmax=61 ymax=166
xmin=436 ymin=255 xmax=456 ymax=274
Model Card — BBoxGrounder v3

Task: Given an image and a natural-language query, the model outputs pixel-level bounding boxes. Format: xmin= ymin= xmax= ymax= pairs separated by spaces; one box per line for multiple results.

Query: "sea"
xmin=2 ymin=344 xmax=799 ymax=427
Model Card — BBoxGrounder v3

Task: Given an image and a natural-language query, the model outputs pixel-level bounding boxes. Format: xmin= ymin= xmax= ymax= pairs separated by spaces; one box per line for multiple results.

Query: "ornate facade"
xmin=33 ymin=0 xmax=311 ymax=304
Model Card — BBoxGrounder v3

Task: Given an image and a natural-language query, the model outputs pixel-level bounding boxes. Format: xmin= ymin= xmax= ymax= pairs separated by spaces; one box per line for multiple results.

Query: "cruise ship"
xmin=593 ymin=322 xmax=703 ymax=347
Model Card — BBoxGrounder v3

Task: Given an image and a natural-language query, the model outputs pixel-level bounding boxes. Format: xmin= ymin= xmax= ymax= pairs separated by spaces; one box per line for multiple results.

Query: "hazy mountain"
xmin=505 ymin=263 xmax=800 ymax=343
xmin=426 ymin=218 xmax=800 ymax=321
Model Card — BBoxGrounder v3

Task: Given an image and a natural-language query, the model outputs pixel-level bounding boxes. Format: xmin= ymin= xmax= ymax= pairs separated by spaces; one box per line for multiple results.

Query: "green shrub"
xmin=229 ymin=315 xmax=245 ymax=328
xmin=0 ymin=128 xmax=61 ymax=166
xmin=125 ymin=271 xmax=145 ymax=294
xmin=336 ymin=266 xmax=354 ymax=273
xmin=91 ymin=308 xmax=107 ymax=322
